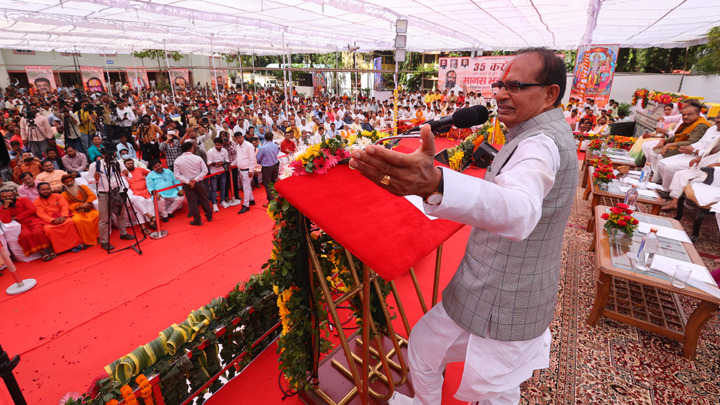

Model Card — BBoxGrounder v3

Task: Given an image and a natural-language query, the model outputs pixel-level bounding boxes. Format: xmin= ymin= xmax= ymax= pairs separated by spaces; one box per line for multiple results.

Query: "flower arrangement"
xmin=589 ymin=155 xmax=613 ymax=168
xmin=632 ymin=88 xmax=649 ymax=108
xmin=593 ymin=164 xmax=616 ymax=185
xmin=600 ymin=203 xmax=639 ymax=237
xmin=573 ymin=131 xmax=602 ymax=141
xmin=587 ymin=139 xmax=604 ymax=151
xmin=608 ymin=135 xmax=636 ymax=150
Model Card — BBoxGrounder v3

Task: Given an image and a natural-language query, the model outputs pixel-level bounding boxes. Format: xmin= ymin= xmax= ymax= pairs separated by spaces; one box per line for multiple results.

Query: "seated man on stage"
xmin=663 ymin=136 xmax=720 ymax=211
xmin=643 ymin=100 xmax=709 ymax=176
xmin=351 ymin=48 xmax=578 ymax=405
xmin=655 ymin=117 xmax=720 ymax=191
xmin=61 ymin=174 xmax=100 ymax=246
xmin=588 ymin=115 xmax=610 ymax=136
xmin=33 ymin=182 xmax=84 ymax=253
xmin=146 ymin=159 xmax=185 ymax=222
xmin=0 ymin=188 xmax=56 ymax=261
xmin=36 ymin=159 xmax=69 ymax=193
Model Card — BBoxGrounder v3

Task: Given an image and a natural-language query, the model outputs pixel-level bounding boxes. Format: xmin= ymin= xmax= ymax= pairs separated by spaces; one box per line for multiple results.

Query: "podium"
xmin=275 ymin=165 xmax=463 ymax=404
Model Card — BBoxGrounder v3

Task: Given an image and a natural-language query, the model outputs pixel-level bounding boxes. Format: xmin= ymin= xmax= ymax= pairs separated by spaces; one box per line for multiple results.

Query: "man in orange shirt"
xmin=12 ymin=153 xmax=42 ymax=182
xmin=34 ymin=182 xmax=84 ymax=252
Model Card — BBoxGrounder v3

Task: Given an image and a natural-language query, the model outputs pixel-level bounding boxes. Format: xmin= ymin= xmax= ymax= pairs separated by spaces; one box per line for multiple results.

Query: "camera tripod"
xmin=99 ymin=156 xmax=146 ymax=255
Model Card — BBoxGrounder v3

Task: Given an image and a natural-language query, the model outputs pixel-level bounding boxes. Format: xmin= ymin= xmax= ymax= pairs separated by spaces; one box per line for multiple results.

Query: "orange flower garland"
xmin=119 ymin=385 xmax=139 ymax=405
xmin=105 ymin=400 xmax=119 ymax=405
xmin=135 ymin=374 xmax=154 ymax=405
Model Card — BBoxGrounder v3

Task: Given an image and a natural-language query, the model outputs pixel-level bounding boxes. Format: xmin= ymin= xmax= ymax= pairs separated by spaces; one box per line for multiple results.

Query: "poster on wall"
xmin=80 ymin=66 xmax=107 ymax=93
xmin=211 ymin=69 xmax=226 ymax=89
xmin=570 ymin=45 xmax=619 ymax=109
xmin=437 ymin=56 xmax=513 ymax=97
xmin=170 ymin=68 xmax=190 ymax=90
xmin=312 ymin=71 xmax=327 ymax=97
xmin=25 ymin=66 xmax=57 ymax=94
xmin=126 ymin=67 xmax=149 ymax=90
xmin=373 ymin=57 xmax=383 ymax=91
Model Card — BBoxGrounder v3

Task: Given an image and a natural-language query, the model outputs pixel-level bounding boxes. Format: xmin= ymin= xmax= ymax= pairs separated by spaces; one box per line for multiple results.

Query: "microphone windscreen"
xmin=470 ymin=105 xmax=490 ymax=126
xmin=451 ymin=107 xmax=479 ymax=129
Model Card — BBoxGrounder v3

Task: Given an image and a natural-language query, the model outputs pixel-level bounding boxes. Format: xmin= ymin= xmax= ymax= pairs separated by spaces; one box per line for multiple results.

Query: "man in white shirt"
xmin=351 ymin=49 xmax=577 ymax=405
xmin=206 ymin=138 xmax=229 ymax=212
xmin=87 ymin=146 xmax=135 ymax=250
xmin=348 ymin=117 xmax=362 ymax=133
xmin=173 ymin=142 xmax=212 ymax=226
xmin=115 ymin=99 xmax=136 ymax=142
xmin=234 ymin=132 xmax=257 ymax=214
xmin=656 ymin=118 xmax=720 ymax=191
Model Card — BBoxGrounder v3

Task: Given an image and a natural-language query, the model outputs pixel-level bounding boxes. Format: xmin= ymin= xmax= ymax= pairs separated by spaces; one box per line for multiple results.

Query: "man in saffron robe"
xmin=0 ymin=189 xmax=56 ymax=261
xmin=33 ymin=182 xmax=84 ymax=252
xmin=61 ymin=175 xmax=100 ymax=246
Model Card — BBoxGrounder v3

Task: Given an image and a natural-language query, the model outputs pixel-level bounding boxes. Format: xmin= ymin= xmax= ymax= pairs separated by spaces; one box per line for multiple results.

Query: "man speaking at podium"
xmin=350 ymin=48 xmax=578 ymax=404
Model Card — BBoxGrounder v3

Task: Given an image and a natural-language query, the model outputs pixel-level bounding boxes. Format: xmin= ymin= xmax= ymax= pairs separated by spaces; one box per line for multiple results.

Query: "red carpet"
xmin=0 ymin=136 xmax=472 ymax=404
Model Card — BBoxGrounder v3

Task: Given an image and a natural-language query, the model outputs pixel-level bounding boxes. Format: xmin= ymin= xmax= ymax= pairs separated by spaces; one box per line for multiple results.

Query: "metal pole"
xmin=281 ymin=32 xmax=289 ymax=117
xmin=102 ymin=49 xmax=113 ymax=96
xmin=287 ymin=49 xmax=293 ymax=97
xmin=163 ymin=40 xmax=177 ymax=104
xmin=148 ymin=191 xmax=169 ymax=239
xmin=0 ymin=343 xmax=27 ymax=405
xmin=131 ymin=48 xmax=140 ymax=91
xmin=73 ymin=46 xmax=81 ymax=90
xmin=211 ymin=34 xmax=220 ymax=102
xmin=252 ymin=54 xmax=256 ymax=91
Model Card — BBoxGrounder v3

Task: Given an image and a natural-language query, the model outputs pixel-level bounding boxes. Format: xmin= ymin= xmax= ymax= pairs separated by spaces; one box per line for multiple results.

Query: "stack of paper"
xmin=637 ymin=223 xmax=692 ymax=243
xmin=650 ymin=254 xmax=715 ymax=286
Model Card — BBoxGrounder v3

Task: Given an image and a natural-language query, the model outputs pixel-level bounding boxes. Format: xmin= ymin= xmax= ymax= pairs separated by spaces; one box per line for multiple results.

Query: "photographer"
xmin=115 ymin=99 xmax=136 ymax=142
xmin=86 ymin=144 xmax=135 ymax=250
xmin=20 ymin=104 xmax=54 ymax=158
xmin=77 ymin=99 xmax=97 ymax=153
xmin=137 ymin=114 xmax=163 ymax=162
xmin=160 ymin=122 xmax=183 ymax=171
xmin=98 ymin=93 xmax=117 ymax=142
xmin=60 ymin=99 xmax=84 ymax=155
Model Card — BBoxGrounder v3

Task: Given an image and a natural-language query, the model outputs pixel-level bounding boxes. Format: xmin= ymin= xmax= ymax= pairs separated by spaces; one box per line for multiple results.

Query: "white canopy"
xmin=0 ymin=0 xmax=715 ymax=55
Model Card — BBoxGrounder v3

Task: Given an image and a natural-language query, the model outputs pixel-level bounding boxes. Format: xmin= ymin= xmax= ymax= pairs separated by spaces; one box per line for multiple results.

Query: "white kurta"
xmin=389 ymin=134 xmax=560 ymax=404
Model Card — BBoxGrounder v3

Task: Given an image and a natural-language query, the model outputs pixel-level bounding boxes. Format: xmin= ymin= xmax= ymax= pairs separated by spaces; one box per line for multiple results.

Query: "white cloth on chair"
xmin=0 ymin=221 xmax=43 ymax=262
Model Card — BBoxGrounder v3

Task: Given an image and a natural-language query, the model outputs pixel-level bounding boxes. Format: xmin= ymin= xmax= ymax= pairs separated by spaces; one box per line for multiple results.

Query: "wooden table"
xmin=587 ymin=206 xmax=720 ymax=360
xmin=585 ymin=166 xmax=665 ymax=232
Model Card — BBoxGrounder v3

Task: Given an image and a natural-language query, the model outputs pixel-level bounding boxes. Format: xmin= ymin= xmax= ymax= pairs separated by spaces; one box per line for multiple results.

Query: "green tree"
xmin=694 ymin=26 xmax=720 ymax=73
xmin=132 ymin=49 xmax=183 ymax=84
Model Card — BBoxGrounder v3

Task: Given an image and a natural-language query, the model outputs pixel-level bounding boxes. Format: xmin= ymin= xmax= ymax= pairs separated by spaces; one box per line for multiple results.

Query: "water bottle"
xmin=624 ymin=184 xmax=639 ymax=209
xmin=636 ymin=228 xmax=659 ymax=271
xmin=639 ymin=163 xmax=652 ymax=189
xmin=600 ymin=138 xmax=608 ymax=154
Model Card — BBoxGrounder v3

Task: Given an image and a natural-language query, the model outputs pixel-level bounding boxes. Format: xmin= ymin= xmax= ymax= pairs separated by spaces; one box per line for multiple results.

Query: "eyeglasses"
xmin=491 ymin=81 xmax=552 ymax=96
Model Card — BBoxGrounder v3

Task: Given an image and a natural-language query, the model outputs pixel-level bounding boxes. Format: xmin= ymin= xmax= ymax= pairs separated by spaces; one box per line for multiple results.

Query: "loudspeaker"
xmin=472 ymin=141 xmax=498 ymax=168
xmin=0 ymin=138 xmax=10 ymax=169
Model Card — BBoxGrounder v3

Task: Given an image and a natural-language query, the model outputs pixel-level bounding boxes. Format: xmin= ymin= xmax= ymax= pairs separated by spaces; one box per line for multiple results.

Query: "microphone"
xmin=425 ymin=106 xmax=478 ymax=129
xmin=469 ymin=105 xmax=490 ymax=126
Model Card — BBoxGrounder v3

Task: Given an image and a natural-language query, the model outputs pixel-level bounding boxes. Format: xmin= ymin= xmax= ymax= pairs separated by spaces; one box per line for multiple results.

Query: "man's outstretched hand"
xmin=349 ymin=124 xmax=442 ymax=197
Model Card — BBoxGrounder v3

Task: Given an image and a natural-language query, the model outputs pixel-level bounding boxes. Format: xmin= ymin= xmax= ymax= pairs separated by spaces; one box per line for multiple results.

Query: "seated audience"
xmin=61 ymin=174 xmax=99 ymax=246
xmin=34 ymin=182 xmax=84 ymax=253
xmin=36 ymin=160 xmax=69 ymax=193
xmin=0 ymin=188 xmax=56 ymax=261
xmin=146 ymin=160 xmax=185 ymax=222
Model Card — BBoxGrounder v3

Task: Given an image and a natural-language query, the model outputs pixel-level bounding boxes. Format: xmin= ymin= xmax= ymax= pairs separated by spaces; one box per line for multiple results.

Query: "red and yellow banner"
xmin=80 ymin=66 xmax=107 ymax=93
xmin=25 ymin=66 xmax=57 ymax=94
xmin=126 ymin=66 xmax=149 ymax=90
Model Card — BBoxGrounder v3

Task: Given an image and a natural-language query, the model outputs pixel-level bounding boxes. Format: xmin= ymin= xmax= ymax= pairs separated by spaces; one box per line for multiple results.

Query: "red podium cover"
xmin=274 ymin=165 xmax=464 ymax=281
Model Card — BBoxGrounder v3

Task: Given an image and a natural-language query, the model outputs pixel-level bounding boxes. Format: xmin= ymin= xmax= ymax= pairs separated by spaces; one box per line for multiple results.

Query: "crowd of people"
xmin=0 ymin=82 xmax=488 ymax=264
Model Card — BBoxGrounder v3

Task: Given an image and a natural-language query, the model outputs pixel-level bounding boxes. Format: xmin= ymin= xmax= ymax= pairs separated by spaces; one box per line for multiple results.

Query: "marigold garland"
xmin=119 ymin=384 xmax=139 ymax=405
xmin=135 ymin=374 xmax=154 ymax=405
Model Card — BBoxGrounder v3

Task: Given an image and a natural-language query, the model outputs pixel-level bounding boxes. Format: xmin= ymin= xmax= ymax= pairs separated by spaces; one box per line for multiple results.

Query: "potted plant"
xmin=593 ymin=164 xmax=616 ymax=191
xmin=600 ymin=203 xmax=639 ymax=254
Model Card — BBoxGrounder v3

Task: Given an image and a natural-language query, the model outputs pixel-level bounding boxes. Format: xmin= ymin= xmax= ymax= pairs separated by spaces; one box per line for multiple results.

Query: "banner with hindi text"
xmin=438 ymin=56 xmax=513 ymax=98
xmin=170 ymin=68 xmax=190 ymax=90
xmin=25 ymin=66 xmax=57 ymax=94
xmin=126 ymin=66 xmax=149 ymax=90
xmin=570 ymin=45 xmax=619 ymax=109
xmin=80 ymin=66 xmax=107 ymax=93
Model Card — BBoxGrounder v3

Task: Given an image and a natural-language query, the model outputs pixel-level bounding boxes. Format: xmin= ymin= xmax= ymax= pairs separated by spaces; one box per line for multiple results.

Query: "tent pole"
xmin=131 ymin=47 xmax=140 ymax=91
xmin=163 ymin=40 xmax=177 ymax=104
xmin=211 ymin=34 xmax=219 ymax=102
xmin=102 ymin=48 xmax=112 ymax=96
xmin=282 ymin=32 xmax=289 ymax=118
